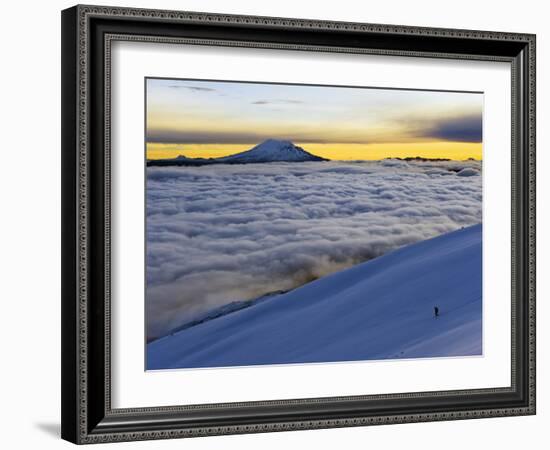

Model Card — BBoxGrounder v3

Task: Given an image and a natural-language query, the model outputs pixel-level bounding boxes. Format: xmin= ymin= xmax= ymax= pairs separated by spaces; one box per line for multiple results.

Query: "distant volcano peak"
xmin=218 ymin=139 xmax=327 ymax=163
xmin=147 ymin=139 xmax=328 ymax=166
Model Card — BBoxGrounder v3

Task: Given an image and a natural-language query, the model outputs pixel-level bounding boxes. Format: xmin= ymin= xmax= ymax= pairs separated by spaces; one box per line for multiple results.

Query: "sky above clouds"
xmin=146 ymin=78 xmax=483 ymax=161
xmin=146 ymin=160 xmax=482 ymax=340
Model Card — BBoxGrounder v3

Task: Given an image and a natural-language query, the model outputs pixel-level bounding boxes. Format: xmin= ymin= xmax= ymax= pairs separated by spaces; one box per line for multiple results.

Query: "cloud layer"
xmin=427 ymin=114 xmax=482 ymax=143
xmin=147 ymin=113 xmax=483 ymax=146
xmin=146 ymin=160 xmax=482 ymax=340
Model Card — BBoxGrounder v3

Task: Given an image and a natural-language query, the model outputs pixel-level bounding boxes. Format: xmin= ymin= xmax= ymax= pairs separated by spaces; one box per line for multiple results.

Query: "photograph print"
xmin=145 ymin=78 xmax=483 ymax=371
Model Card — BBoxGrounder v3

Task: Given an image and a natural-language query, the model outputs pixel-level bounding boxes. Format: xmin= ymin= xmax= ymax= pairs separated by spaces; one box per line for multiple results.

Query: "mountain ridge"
xmin=147 ymin=139 xmax=328 ymax=166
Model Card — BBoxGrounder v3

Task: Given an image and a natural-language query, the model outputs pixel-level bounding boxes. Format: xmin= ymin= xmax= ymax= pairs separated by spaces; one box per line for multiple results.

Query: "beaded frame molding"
xmin=61 ymin=4 xmax=536 ymax=444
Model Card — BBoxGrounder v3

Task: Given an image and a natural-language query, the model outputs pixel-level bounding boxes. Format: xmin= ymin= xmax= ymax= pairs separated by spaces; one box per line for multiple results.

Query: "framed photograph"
xmin=61 ymin=5 xmax=536 ymax=444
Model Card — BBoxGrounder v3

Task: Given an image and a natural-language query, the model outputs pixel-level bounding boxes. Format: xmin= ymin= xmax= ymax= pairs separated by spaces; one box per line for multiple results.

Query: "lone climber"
xmin=434 ymin=306 xmax=440 ymax=318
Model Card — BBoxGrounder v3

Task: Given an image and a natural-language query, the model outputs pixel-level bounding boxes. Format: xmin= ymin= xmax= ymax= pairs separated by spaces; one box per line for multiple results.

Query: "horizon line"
xmin=146 ymin=139 xmax=482 ymax=162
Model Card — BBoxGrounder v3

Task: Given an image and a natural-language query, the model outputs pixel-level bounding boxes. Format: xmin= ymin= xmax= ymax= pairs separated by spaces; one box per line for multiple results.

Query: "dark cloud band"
xmin=146 ymin=130 xmax=270 ymax=144
xmin=147 ymin=113 xmax=482 ymax=146
xmin=168 ymin=85 xmax=217 ymax=92
xmin=251 ymin=99 xmax=305 ymax=105
xmin=424 ymin=115 xmax=482 ymax=143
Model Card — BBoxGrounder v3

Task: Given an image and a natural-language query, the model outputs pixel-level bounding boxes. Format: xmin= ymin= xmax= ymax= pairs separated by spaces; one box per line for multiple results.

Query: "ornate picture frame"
xmin=61 ymin=5 xmax=535 ymax=444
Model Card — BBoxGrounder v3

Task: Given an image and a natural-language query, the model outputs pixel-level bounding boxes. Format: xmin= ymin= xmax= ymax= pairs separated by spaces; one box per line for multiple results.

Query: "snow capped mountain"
xmin=217 ymin=139 xmax=326 ymax=163
xmin=147 ymin=224 xmax=482 ymax=369
xmin=147 ymin=139 xmax=327 ymax=166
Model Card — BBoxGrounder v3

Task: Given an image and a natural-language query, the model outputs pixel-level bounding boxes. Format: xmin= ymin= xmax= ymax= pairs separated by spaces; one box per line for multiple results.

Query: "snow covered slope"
xmin=147 ymin=224 xmax=482 ymax=370
xmin=147 ymin=139 xmax=327 ymax=166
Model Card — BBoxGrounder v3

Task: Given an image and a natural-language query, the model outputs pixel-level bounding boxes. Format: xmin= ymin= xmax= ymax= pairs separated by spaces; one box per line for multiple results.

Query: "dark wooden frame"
xmin=61 ymin=4 xmax=536 ymax=444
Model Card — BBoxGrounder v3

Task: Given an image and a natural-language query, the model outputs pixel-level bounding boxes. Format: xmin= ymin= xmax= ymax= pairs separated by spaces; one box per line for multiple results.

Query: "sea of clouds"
xmin=146 ymin=160 xmax=482 ymax=340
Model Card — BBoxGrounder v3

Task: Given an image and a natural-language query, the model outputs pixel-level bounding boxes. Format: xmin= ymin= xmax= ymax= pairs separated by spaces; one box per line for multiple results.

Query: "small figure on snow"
xmin=434 ymin=306 xmax=439 ymax=318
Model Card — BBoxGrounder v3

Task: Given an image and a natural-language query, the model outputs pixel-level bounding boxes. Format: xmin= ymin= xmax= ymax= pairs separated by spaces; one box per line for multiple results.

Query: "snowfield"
xmin=146 ymin=160 xmax=482 ymax=341
xmin=147 ymin=223 xmax=482 ymax=369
